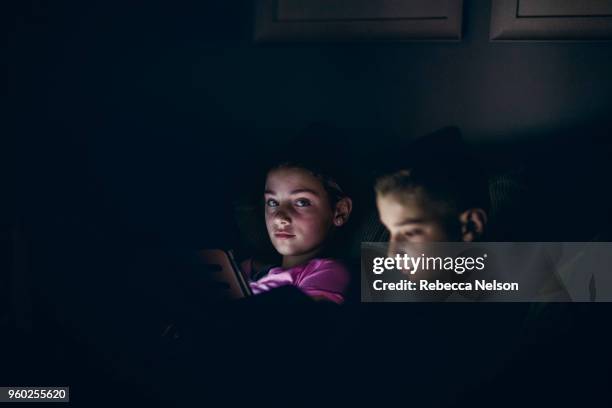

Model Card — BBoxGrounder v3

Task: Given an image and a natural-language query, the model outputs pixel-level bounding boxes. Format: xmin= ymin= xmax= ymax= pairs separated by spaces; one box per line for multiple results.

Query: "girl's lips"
xmin=274 ymin=232 xmax=295 ymax=239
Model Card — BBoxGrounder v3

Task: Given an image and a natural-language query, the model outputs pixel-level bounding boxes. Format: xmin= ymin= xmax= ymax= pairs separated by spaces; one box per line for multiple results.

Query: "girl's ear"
xmin=459 ymin=208 xmax=488 ymax=242
xmin=333 ymin=197 xmax=353 ymax=227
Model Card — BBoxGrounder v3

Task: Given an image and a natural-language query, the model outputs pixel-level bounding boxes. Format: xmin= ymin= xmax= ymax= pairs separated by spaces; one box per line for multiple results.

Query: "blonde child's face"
xmin=264 ymin=168 xmax=335 ymax=261
xmin=376 ymin=192 xmax=454 ymax=245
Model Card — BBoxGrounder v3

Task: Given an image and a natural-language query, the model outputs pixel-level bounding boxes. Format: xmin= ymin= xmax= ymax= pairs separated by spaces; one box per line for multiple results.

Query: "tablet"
xmin=195 ymin=249 xmax=253 ymax=300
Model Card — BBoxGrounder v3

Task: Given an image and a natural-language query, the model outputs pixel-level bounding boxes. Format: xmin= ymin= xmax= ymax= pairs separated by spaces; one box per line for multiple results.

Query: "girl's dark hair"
xmin=269 ymin=161 xmax=349 ymax=208
xmin=266 ymin=122 xmax=353 ymax=206
xmin=262 ymin=124 xmax=354 ymax=260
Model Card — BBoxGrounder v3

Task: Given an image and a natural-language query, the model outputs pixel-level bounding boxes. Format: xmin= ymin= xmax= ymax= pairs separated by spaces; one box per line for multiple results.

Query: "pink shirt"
xmin=243 ymin=258 xmax=350 ymax=304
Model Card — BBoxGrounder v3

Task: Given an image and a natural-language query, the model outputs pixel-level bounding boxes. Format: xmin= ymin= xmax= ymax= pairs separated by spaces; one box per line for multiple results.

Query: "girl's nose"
xmin=274 ymin=210 xmax=291 ymax=225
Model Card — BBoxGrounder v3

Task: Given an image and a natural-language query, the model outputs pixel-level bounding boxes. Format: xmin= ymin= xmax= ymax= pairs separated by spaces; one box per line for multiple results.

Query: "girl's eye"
xmin=266 ymin=198 xmax=279 ymax=208
xmin=404 ymin=229 xmax=423 ymax=238
xmin=294 ymin=198 xmax=311 ymax=207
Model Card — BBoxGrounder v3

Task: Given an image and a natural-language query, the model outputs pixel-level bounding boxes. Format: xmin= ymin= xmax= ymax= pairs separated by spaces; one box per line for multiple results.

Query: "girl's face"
xmin=264 ymin=167 xmax=335 ymax=264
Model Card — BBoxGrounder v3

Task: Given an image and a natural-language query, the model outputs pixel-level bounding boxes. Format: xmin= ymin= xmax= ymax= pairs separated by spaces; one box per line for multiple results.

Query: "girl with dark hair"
xmin=241 ymin=162 xmax=353 ymax=303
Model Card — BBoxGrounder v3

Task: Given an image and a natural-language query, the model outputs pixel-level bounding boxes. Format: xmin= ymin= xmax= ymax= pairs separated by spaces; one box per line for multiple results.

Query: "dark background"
xmin=5 ymin=0 xmax=612 ymax=405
